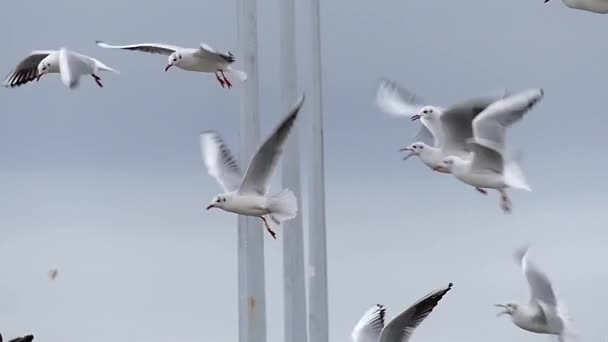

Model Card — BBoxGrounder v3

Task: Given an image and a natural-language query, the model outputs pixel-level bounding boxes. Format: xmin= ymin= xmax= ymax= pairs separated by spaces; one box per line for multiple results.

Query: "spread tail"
xmin=267 ymin=189 xmax=298 ymax=225
xmin=503 ymin=150 xmax=531 ymax=191
xmin=226 ymin=67 xmax=247 ymax=81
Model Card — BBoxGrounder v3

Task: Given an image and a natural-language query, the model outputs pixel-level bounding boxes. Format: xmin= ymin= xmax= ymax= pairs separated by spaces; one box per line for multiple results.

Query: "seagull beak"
xmin=411 ymin=114 xmax=421 ymax=121
xmin=433 ymin=165 xmax=446 ymax=172
xmin=494 ymin=304 xmax=508 ymax=317
xmin=206 ymin=204 xmax=214 ymax=210
xmin=544 ymin=0 xmax=550 ymax=3
xmin=36 ymin=74 xmax=42 ymax=81
xmin=164 ymin=64 xmax=172 ymax=72
xmin=399 ymin=148 xmax=415 ymax=160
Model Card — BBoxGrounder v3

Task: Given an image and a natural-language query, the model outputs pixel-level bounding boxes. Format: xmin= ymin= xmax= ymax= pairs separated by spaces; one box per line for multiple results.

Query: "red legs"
xmin=476 ymin=187 xmax=488 ymax=195
xmin=219 ymin=70 xmax=232 ymax=88
xmin=92 ymin=74 xmax=103 ymax=88
xmin=214 ymin=72 xmax=226 ymax=88
xmin=260 ymin=216 xmax=277 ymax=240
xmin=498 ymin=189 xmax=512 ymax=214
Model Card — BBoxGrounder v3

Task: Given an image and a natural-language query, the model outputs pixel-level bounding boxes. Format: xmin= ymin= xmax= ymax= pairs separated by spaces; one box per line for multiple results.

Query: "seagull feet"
xmin=220 ymin=70 xmax=232 ymax=88
xmin=260 ymin=216 xmax=277 ymax=240
xmin=92 ymin=74 xmax=103 ymax=88
xmin=476 ymin=187 xmax=488 ymax=195
xmin=499 ymin=190 xmax=512 ymax=214
xmin=215 ymin=72 xmax=226 ymax=88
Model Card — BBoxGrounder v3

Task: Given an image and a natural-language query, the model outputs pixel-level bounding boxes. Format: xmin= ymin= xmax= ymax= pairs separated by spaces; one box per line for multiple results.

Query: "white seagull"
xmin=3 ymin=48 xmax=119 ymax=89
xmin=437 ymin=88 xmax=543 ymax=213
xmin=96 ymin=40 xmax=247 ymax=88
xmin=544 ymin=0 xmax=608 ymax=13
xmin=200 ymin=95 xmax=304 ymax=239
xmin=496 ymin=245 xmax=575 ymax=342
xmin=376 ymin=79 xmax=508 ymax=175
xmin=352 ymin=283 xmax=453 ymax=342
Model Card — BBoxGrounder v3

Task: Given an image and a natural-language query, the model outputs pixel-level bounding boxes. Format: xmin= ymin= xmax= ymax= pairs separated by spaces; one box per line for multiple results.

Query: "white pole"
xmin=236 ymin=0 xmax=267 ymax=341
xmin=279 ymin=0 xmax=308 ymax=340
xmin=307 ymin=0 xmax=329 ymax=340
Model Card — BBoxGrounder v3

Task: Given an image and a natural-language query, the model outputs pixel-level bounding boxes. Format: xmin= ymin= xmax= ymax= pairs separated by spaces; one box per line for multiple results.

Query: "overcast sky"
xmin=2 ymin=0 xmax=608 ymax=342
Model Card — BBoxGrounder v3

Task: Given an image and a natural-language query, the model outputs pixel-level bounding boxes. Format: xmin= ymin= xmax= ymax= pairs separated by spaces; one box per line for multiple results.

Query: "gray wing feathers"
xmin=95 ymin=41 xmax=179 ymax=55
xmin=469 ymin=142 xmax=504 ymax=173
xmin=472 ymin=88 xmax=544 ymax=153
xmin=352 ymin=304 xmax=387 ymax=342
xmin=439 ymin=95 xmax=502 ymax=155
xmin=514 ymin=245 xmax=557 ymax=307
xmin=238 ymin=94 xmax=305 ymax=195
xmin=200 ymin=131 xmax=243 ymax=192
xmin=198 ymin=44 xmax=235 ymax=63
xmin=3 ymin=52 xmax=51 ymax=88
xmin=378 ymin=283 xmax=453 ymax=342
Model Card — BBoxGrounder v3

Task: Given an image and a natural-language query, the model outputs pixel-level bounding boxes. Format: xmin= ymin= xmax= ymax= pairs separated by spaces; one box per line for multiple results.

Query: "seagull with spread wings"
xmin=199 ymin=95 xmax=304 ymax=239
xmin=96 ymin=40 xmax=246 ymax=88
xmin=495 ymin=245 xmax=575 ymax=342
xmin=352 ymin=283 xmax=453 ymax=342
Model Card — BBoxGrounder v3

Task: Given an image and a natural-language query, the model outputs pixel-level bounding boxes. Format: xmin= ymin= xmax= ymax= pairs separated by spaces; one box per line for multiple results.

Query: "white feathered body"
xmin=222 ymin=193 xmax=271 ymax=216
xmin=451 ymin=160 xmax=506 ymax=189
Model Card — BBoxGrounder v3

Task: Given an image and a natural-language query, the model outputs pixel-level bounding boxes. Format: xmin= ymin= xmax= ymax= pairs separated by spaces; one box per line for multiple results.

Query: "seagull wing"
xmin=95 ymin=41 xmax=180 ymax=55
xmin=514 ymin=245 xmax=557 ymax=307
xmin=3 ymin=51 xmax=54 ymax=88
xmin=376 ymin=78 xmax=425 ymax=117
xmin=196 ymin=43 xmax=235 ymax=64
xmin=378 ymin=283 xmax=453 ymax=342
xmin=472 ymin=88 xmax=544 ymax=153
xmin=200 ymin=131 xmax=243 ymax=192
xmin=238 ymin=95 xmax=305 ymax=195
xmin=352 ymin=304 xmax=387 ymax=342
xmin=438 ymin=95 xmax=503 ymax=157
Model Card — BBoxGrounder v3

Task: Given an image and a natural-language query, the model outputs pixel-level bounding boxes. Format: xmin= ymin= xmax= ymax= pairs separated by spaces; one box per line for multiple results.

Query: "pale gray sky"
xmin=1 ymin=0 xmax=608 ymax=342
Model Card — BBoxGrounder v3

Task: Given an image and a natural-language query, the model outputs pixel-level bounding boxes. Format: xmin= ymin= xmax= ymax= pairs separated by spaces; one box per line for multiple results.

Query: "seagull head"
xmin=206 ymin=193 xmax=229 ymax=210
xmin=36 ymin=61 xmax=53 ymax=81
xmin=165 ymin=52 xmax=182 ymax=71
xmin=411 ymin=106 xmax=439 ymax=121
xmin=399 ymin=143 xmax=426 ymax=160
xmin=494 ymin=303 xmax=517 ymax=317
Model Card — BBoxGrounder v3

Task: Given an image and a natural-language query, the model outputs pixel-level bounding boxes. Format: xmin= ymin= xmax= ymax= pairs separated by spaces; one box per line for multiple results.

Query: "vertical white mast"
xmin=279 ymin=0 xmax=308 ymax=340
xmin=307 ymin=0 xmax=329 ymax=340
xmin=236 ymin=0 xmax=267 ymax=341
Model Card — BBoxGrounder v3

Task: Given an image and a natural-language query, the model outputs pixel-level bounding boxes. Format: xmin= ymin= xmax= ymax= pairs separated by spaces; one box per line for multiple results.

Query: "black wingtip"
xmin=448 ymin=282 xmax=454 ymax=288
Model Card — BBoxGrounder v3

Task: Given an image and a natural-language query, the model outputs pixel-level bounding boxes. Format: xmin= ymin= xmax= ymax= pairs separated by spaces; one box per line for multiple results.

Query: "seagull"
xmin=496 ymin=245 xmax=575 ymax=342
xmin=95 ymin=40 xmax=247 ymax=88
xmin=200 ymin=95 xmax=304 ymax=239
xmin=351 ymin=283 xmax=453 ymax=342
xmin=48 ymin=268 xmax=59 ymax=280
xmin=376 ymin=79 xmax=508 ymax=173
xmin=437 ymin=88 xmax=543 ymax=213
xmin=544 ymin=0 xmax=608 ymax=13
xmin=3 ymin=48 xmax=119 ymax=89
xmin=0 ymin=334 xmax=35 ymax=342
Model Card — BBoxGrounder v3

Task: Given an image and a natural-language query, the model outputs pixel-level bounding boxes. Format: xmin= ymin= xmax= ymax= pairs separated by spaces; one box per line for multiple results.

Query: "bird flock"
xmin=3 ymin=0 xmax=602 ymax=340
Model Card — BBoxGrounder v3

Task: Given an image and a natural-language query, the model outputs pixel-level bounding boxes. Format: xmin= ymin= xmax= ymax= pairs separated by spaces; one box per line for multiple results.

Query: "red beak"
xmin=206 ymin=204 xmax=214 ymax=210
xmin=164 ymin=64 xmax=172 ymax=72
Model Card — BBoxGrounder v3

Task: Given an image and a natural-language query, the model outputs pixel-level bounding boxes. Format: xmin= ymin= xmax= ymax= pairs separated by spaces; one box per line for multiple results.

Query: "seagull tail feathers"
xmin=503 ymin=152 xmax=531 ymax=192
xmin=226 ymin=67 xmax=247 ymax=81
xmin=267 ymin=189 xmax=298 ymax=224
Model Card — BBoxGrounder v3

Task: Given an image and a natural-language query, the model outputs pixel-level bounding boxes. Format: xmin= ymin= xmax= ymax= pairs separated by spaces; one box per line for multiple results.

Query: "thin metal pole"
xmin=279 ymin=0 xmax=308 ymax=340
xmin=236 ymin=0 xmax=267 ymax=341
xmin=307 ymin=0 xmax=329 ymax=340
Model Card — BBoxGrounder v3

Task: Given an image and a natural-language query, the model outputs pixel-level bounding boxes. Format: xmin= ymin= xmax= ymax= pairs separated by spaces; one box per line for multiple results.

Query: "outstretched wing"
xmin=378 ymin=283 xmax=453 ymax=342
xmin=514 ymin=245 xmax=557 ymax=307
xmin=376 ymin=78 xmax=425 ymax=118
xmin=472 ymin=88 xmax=544 ymax=153
xmin=96 ymin=41 xmax=180 ymax=56
xmin=238 ymin=95 xmax=305 ymax=195
xmin=3 ymin=51 xmax=53 ymax=88
xmin=200 ymin=131 xmax=243 ymax=192
xmin=352 ymin=304 xmax=386 ymax=342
